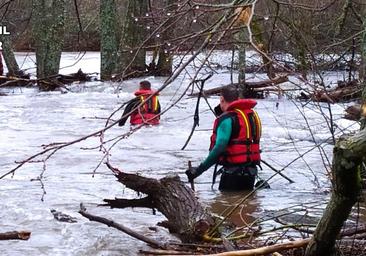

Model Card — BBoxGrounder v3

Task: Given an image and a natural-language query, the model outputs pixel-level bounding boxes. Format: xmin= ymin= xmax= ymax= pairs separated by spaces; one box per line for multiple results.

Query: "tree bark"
xmin=100 ymin=0 xmax=118 ymax=80
xmin=358 ymin=10 xmax=366 ymax=83
xmin=31 ymin=0 xmax=65 ymax=90
xmin=154 ymin=0 xmax=174 ymax=76
xmin=361 ymin=16 xmax=366 ymax=130
xmin=235 ymin=25 xmax=246 ymax=96
xmin=118 ymin=0 xmax=148 ymax=76
xmin=305 ymin=129 xmax=366 ymax=256
xmin=0 ymin=35 xmax=20 ymax=76
xmin=104 ymin=163 xmax=216 ymax=242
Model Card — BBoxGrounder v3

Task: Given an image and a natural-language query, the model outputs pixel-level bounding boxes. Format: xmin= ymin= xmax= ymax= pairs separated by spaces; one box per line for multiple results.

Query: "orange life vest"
xmin=130 ymin=89 xmax=160 ymax=125
xmin=209 ymin=99 xmax=261 ymax=166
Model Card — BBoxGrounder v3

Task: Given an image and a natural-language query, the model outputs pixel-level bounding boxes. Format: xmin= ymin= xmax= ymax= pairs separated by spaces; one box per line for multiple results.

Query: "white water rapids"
xmin=0 ymin=52 xmax=363 ymax=255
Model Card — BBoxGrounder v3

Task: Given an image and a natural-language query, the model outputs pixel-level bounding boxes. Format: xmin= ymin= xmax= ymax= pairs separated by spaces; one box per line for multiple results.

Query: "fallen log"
xmin=340 ymin=224 xmax=366 ymax=237
xmin=189 ymin=76 xmax=289 ymax=97
xmin=344 ymin=104 xmax=361 ymax=121
xmin=0 ymin=75 xmax=32 ymax=87
xmin=306 ymin=80 xmax=362 ymax=103
xmin=0 ymin=69 xmax=94 ymax=90
xmin=0 ymin=231 xmax=31 ymax=240
xmin=102 ymin=163 xmax=216 ymax=242
xmin=56 ymin=69 xmax=93 ymax=84
xmin=312 ymin=87 xmax=362 ymax=103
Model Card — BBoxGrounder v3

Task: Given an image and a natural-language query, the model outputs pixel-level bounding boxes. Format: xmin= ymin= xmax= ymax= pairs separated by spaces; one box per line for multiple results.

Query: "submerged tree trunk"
xmin=31 ymin=0 xmax=65 ymax=90
xmin=100 ymin=0 xmax=118 ymax=80
xmin=0 ymin=35 xmax=20 ymax=76
xmin=305 ymin=129 xmax=366 ymax=256
xmin=104 ymin=164 xmax=216 ymax=242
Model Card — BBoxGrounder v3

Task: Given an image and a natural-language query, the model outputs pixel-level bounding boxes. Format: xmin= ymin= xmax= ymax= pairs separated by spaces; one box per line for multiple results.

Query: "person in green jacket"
xmin=186 ymin=86 xmax=262 ymax=191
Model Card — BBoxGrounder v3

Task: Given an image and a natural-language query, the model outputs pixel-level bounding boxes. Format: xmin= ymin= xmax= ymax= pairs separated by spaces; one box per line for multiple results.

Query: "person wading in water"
xmin=119 ymin=80 xmax=161 ymax=126
xmin=186 ymin=86 xmax=262 ymax=191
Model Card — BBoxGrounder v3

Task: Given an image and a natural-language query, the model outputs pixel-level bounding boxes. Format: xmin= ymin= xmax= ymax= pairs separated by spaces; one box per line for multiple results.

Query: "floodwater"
xmin=0 ymin=52 xmax=364 ymax=255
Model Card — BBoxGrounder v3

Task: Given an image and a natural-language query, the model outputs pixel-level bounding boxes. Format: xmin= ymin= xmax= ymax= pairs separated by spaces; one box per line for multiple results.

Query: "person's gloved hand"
xmin=214 ymin=104 xmax=223 ymax=116
xmin=185 ymin=166 xmax=201 ymax=182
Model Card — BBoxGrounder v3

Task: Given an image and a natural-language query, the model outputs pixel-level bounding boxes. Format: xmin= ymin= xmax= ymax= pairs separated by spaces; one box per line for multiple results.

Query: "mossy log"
xmin=305 ymin=128 xmax=366 ymax=256
xmin=103 ymin=163 xmax=216 ymax=242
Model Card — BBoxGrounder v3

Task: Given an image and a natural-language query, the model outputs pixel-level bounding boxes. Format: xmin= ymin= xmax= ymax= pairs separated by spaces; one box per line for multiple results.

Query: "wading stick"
xmin=181 ymin=73 xmax=213 ymax=150
xmin=188 ymin=161 xmax=195 ymax=191
xmin=261 ymin=159 xmax=294 ymax=183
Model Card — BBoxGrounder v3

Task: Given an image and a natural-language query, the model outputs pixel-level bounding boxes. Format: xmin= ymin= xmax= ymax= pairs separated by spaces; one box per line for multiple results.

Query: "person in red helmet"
xmin=186 ymin=86 xmax=262 ymax=191
xmin=119 ymin=80 xmax=161 ymax=126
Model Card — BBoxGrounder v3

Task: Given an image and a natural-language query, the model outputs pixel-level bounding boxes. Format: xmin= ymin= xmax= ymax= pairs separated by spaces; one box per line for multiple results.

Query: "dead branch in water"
xmin=78 ymin=203 xmax=167 ymax=249
xmin=0 ymin=231 xmax=31 ymax=240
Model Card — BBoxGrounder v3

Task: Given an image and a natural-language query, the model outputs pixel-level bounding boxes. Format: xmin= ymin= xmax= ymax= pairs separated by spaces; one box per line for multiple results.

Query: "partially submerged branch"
xmin=0 ymin=231 xmax=31 ymax=240
xmin=79 ymin=204 xmax=167 ymax=249
xmin=188 ymin=76 xmax=289 ymax=97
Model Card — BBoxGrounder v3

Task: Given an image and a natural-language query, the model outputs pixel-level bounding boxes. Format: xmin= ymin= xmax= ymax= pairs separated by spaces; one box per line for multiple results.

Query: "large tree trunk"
xmin=31 ymin=0 xmax=65 ymax=90
xmin=305 ymin=129 xmax=366 ymax=256
xmin=100 ymin=0 xmax=118 ymax=80
xmin=361 ymin=17 xmax=366 ymax=130
xmin=118 ymin=0 xmax=148 ymax=77
xmin=104 ymin=164 xmax=216 ymax=242
xmin=155 ymin=46 xmax=172 ymax=76
xmin=154 ymin=0 xmax=174 ymax=76
xmin=0 ymin=35 xmax=20 ymax=76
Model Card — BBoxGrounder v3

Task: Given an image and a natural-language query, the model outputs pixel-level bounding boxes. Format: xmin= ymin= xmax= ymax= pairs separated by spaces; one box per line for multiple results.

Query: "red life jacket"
xmin=130 ymin=89 xmax=161 ymax=125
xmin=209 ymin=99 xmax=261 ymax=166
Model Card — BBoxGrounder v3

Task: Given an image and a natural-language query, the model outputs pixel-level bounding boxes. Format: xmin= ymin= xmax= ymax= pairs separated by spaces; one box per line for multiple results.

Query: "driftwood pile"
xmin=298 ymin=80 xmax=362 ymax=103
xmin=77 ymin=163 xmax=366 ymax=256
xmin=189 ymin=76 xmax=289 ymax=99
xmin=0 ymin=69 xmax=94 ymax=92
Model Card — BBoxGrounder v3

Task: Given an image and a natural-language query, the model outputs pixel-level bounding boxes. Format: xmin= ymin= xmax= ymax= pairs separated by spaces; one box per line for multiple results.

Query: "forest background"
xmin=2 ymin=0 xmax=365 ymax=79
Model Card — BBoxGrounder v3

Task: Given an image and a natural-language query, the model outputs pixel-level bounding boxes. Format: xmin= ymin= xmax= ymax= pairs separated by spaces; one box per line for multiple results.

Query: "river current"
xmin=0 ymin=52 xmax=363 ymax=255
